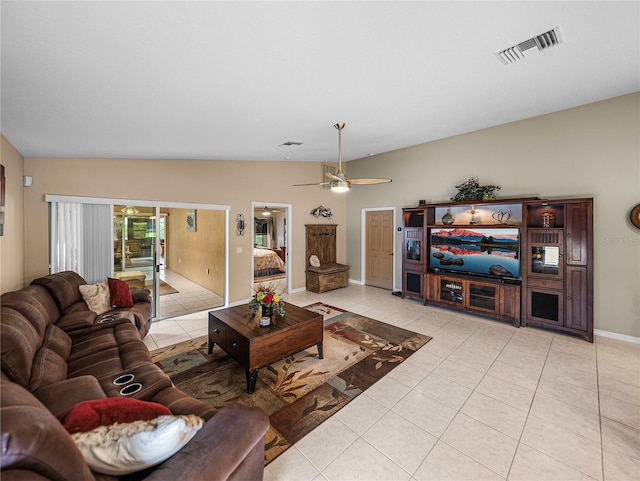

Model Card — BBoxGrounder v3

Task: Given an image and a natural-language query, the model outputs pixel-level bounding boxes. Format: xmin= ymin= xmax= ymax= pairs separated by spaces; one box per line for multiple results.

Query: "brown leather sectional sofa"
xmin=1 ymin=271 xmax=269 ymax=481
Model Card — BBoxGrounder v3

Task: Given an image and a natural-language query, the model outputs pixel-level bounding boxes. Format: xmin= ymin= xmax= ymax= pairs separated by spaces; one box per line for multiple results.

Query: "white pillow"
xmin=309 ymin=255 xmax=321 ymax=267
xmin=78 ymin=281 xmax=111 ymax=315
xmin=71 ymin=414 xmax=204 ymax=475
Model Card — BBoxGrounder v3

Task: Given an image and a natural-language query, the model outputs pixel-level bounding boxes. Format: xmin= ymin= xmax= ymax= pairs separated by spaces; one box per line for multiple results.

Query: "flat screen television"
xmin=429 ymin=227 xmax=520 ymax=279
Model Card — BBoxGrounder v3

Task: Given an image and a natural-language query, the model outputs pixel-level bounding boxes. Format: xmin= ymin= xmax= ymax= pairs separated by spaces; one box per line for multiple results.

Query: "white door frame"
xmin=251 ymin=201 xmax=292 ymax=294
xmin=360 ymin=207 xmax=398 ymax=291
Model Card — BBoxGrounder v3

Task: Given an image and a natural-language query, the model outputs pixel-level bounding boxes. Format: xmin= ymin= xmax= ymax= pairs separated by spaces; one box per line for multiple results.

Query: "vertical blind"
xmin=49 ymin=201 xmax=111 ymax=283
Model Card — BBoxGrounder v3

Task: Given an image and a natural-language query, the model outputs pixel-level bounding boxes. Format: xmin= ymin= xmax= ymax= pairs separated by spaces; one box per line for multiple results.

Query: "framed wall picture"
xmin=187 ymin=210 xmax=197 ymax=232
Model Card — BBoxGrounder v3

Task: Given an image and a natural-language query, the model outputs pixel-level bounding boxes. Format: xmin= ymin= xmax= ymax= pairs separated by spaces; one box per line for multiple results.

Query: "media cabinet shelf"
xmin=402 ymin=197 xmax=593 ymax=341
xmin=425 ymin=272 xmax=520 ymax=326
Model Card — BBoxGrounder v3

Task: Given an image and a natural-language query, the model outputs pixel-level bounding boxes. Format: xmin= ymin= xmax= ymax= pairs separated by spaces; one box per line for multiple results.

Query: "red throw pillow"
xmin=58 ymin=397 xmax=172 ymax=434
xmin=107 ymin=277 xmax=134 ymax=308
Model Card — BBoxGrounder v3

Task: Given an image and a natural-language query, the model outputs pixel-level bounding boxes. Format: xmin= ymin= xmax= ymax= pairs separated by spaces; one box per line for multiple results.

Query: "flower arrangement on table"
xmin=249 ymin=285 xmax=285 ymax=317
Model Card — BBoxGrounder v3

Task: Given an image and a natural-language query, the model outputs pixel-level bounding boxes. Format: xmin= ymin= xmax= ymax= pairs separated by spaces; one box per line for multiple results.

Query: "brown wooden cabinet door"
xmin=403 ymin=269 xmax=423 ymax=298
xmin=526 ymin=286 xmax=564 ymax=327
xmin=437 ymin=277 xmax=465 ymax=307
xmin=499 ymin=284 xmax=520 ymax=321
xmin=565 ymin=201 xmax=590 ymax=266
xmin=565 ymin=267 xmax=588 ymax=332
xmin=425 ymin=273 xmax=438 ymax=303
xmin=467 ymin=280 xmax=499 ymax=314
xmin=527 ymin=229 xmax=564 ymax=280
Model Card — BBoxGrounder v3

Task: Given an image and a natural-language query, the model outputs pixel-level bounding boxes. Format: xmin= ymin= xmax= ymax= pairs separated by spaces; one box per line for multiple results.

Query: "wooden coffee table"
xmin=208 ymin=303 xmax=323 ymax=394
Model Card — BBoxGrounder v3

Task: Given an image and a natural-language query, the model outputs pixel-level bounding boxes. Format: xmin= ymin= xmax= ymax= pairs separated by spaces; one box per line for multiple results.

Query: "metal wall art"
xmin=310 ymin=206 xmax=333 ymax=219
xmin=236 ymin=213 xmax=246 ymax=236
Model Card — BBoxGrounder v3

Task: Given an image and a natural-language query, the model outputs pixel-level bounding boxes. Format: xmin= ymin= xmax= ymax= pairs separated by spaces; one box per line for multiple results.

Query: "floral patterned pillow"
xmin=78 ymin=281 xmax=110 ymax=315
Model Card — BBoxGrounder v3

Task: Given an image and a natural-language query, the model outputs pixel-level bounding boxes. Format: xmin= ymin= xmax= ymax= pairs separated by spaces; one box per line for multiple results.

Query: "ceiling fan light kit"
xmin=294 ymin=122 xmax=392 ymax=192
xmin=331 ymin=180 xmax=350 ymax=193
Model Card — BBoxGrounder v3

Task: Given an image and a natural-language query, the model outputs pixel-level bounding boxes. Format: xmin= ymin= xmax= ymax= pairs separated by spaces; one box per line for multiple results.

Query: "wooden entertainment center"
xmin=402 ymin=197 xmax=593 ymax=341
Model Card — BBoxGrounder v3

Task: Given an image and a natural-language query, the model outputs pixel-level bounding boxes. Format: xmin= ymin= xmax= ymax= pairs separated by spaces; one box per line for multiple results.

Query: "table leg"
xmin=317 ymin=341 xmax=324 ymax=359
xmin=208 ymin=338 xmax=214 ymax=354
xmin=246 ymin=369 xmax=259 ymax=394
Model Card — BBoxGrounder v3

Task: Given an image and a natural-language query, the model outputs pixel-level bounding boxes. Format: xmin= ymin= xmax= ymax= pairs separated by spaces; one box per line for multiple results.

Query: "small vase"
xmin=261 ymin=304 xmax=272 ymax=317
xmin=442 ymin=209 xmax=454 ymax=225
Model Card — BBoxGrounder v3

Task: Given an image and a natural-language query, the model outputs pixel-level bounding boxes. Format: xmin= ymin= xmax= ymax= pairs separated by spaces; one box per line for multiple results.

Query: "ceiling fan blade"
xmin=293 ymin=182 xmax=331 ymax=187
xmin=325 ymin=172 xmax=344 ymax=182
xmin=348 ymin=178 xmax=393 ymax=185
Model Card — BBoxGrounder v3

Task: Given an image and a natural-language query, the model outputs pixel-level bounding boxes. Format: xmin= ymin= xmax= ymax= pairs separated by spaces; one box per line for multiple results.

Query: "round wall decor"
xmin=630 ymin=203 xmax=640 ymax=229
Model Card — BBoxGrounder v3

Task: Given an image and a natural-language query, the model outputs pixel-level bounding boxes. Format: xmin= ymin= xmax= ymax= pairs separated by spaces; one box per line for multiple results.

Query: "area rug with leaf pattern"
xmin=150 ymin=302 xmax=431 ymax=465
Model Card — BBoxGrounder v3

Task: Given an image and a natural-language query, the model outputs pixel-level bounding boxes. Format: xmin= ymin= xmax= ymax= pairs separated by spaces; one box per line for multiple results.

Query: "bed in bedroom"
xmin=254 ymin=246 xmax=286 ymax=279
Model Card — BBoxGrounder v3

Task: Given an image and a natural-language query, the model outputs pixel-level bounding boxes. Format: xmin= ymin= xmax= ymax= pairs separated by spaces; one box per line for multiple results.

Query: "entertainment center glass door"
xmin=528 ymin=230 xmax=563 ymax=280
xmin=526 ymin=229 xmax=564 ymax=326
xmin=468 ymin=282 xmax=498 ymax=313
xmin=439 ymin=278 xmax=463 ymax=306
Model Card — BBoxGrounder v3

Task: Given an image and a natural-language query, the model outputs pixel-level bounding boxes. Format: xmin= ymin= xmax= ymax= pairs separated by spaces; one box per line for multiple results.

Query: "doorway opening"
xmin=113 ymin=203 xmax=227 ymax=320
xmin=251 ymin=202 xmax=291 ymax=295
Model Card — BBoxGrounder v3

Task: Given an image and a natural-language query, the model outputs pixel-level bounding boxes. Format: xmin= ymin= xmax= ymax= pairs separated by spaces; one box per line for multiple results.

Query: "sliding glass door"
xmin=48 ymin=195 xmax=229 ymax=322
xmin=113 ymin=205 xmax=158 ymax=315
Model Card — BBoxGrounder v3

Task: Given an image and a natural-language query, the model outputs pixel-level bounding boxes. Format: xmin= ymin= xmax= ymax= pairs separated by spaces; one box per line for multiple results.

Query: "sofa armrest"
xmin=34 ymin=376 xmax=107 ymax=417
xmin=143 ymin=403 xmax=269 ymax=481
xmin=130 ymin=288 xmax=151 ymax=304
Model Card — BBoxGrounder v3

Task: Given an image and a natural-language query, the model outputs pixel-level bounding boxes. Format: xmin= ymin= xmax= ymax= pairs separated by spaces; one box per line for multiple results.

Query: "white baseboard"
xmin=595 ymin=329 xmax=640 ymax=344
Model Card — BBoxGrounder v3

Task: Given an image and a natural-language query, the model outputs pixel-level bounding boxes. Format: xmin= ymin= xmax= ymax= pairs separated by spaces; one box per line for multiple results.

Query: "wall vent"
xmin=321 ymin=163 xmax=336 ymax=189
xmin=496 ymin=26 xmax=563 ymax=65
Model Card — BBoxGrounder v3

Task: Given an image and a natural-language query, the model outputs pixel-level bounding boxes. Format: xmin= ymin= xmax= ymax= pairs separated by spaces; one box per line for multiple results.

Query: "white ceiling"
xmin=1 ymin=1 xmax=638 ymax=162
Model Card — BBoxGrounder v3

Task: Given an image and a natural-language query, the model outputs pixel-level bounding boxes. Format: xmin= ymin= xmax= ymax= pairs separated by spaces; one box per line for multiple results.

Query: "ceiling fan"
xmin=257 ymin=206 xmax=282 ymax=216
xmin=294 ymin=123 xmax=392 ymax=192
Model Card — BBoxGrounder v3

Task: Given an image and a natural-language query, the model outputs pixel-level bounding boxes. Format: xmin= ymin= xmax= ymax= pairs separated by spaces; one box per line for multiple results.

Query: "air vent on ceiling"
xmin=496 ymin=26 xmax=563 ymax=65
xmin=279 ymin=141 xmax=304 ymax=146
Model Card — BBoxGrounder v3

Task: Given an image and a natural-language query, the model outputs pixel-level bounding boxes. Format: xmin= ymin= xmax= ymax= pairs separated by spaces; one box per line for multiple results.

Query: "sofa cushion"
xmin=29 ymin=347 xmax=69 ymax=391
xmin=0 ymin=307 xmax=41 ymax=387
xmin=79 ymin=281 xmax=111 ymax=315
xmin=71 ymin=414 xmax=204 ymax=476
xmin=42 ymin=324 xmax=72 ymax=360
xmin=59 ymin=397 xmax=172 ymax=434
xmin=31 ymin=271 xmax=86 ymax=313
xmin=107 ymin=277 xmax=134 ymax=308
xmin=57 ymin=310 xmax=98 ymax=332
xmin=34 ymin=376 xmax=107 ymax=418
xmin=0 ymin=285 xmax=61 ymax=335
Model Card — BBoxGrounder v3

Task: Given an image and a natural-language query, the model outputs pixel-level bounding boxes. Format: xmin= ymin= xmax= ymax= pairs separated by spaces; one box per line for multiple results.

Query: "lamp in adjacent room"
xmin=121 ymin=205 xmax=139 ymax=215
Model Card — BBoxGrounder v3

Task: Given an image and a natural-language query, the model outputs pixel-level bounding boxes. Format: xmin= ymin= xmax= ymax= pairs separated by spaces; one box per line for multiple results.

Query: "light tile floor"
xmin=157 ymin=269 xmax=224 ymax=320
xmin=145 ymin=284 xmax=640 ymax=481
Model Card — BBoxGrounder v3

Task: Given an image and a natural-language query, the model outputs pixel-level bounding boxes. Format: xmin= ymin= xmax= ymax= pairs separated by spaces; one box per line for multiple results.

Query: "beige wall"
xmin=347 ymin=93 xmax=640 ymax=338
xmin=0 ymin=135 xmax=25 ymax=293
xmin=165 ymin=207 xmax=225 ymax=295
xmin=21 ymin=158 xmax=346 ymax=303
xmin=9 ymin=93 xmax=640 ymax=337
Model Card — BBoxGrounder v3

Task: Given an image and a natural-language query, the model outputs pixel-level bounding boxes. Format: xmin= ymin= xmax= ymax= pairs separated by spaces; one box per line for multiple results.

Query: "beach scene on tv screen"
xmin=430 ymin=227 xmax=520 ymax=278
